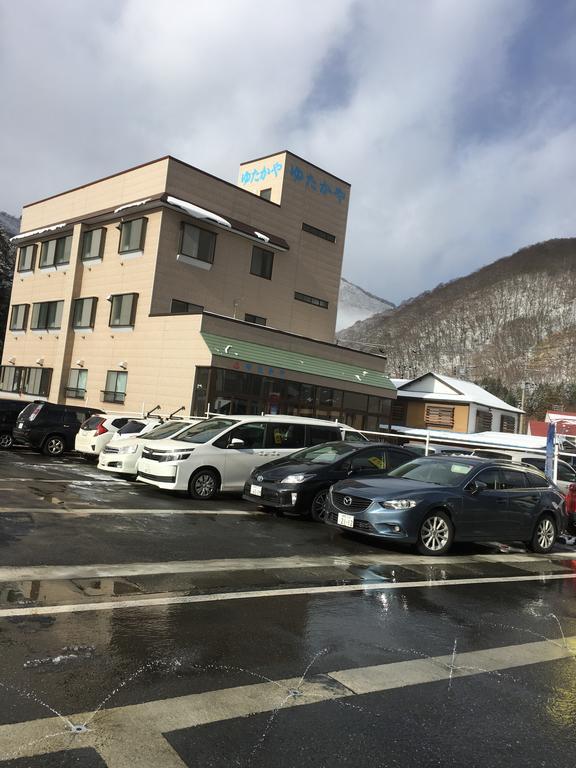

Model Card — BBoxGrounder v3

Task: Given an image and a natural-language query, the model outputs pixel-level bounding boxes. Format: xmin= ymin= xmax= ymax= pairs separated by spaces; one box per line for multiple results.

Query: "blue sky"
xmin=1 ymin=0 xmax=575 ymax=303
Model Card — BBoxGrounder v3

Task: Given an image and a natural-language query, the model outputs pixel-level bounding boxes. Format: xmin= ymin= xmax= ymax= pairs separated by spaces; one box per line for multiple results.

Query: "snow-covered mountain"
xmin=0 ymin=211 xmax=19 ymax=237
xmin=336 ymin=278 xmax=394 ymax=332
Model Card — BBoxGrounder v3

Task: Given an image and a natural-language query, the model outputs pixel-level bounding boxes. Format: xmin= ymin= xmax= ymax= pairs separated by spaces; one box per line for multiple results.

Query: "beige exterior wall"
xmin=403 ymin=400 xmax=470 ymax=432
xmin=2 ymin=151 xmax=363 ymax=413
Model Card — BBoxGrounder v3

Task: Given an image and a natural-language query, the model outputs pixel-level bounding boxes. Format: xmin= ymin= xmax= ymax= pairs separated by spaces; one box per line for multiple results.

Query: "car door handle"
xmin=495 ymin=497 xmax=507 ymax=504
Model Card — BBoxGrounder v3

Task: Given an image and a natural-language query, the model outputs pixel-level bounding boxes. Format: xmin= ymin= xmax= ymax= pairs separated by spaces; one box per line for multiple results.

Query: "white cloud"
xmin=1 ymin=0 xmax=574 ymax=302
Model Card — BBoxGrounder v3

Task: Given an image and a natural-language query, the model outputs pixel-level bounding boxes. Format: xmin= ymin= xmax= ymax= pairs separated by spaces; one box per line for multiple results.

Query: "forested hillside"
xmin=339 ymin=239 xmax=576 ymax=400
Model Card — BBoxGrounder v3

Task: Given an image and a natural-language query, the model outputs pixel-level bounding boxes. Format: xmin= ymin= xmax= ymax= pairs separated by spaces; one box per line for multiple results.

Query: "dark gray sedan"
xmin=325 ymin=457 xmax=567 ymax=555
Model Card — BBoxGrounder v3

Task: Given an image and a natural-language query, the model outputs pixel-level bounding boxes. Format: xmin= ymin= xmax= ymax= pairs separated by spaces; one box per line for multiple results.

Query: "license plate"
xmin=250 ymin=484 xmax=262 ymax=497
xmin=337 ymin=512 xmax=354 ymax=528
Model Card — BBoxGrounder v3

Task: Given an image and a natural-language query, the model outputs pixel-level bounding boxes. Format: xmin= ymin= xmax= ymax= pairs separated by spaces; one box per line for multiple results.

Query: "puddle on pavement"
xmin=0 ymin=577 xmax=143 ymax=609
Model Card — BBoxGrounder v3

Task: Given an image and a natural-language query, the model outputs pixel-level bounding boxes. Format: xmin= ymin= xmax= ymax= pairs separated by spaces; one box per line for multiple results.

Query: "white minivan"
xmin=136 ymin=415 xmax=366 ymax=498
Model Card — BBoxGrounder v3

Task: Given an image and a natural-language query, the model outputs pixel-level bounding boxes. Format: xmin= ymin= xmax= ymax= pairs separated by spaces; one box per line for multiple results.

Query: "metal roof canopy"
xmin=201 ymin=333 xmax=395 ymax=393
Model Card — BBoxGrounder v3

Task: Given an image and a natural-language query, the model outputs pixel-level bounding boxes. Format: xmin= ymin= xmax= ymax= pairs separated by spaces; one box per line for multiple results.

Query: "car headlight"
xmin=164 ymin=452 xmax=191 ymax=462
xmin=117 ymin=445 xmax=139 ymax=455
xmin=281 ymin=474 xmax=314 ymax=484
xmin=379 ymin=499 xmax=417 ymax=509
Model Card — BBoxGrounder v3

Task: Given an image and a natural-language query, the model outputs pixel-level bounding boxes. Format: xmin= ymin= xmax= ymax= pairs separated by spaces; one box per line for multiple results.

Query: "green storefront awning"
xmin=201 ymin=333 xmax=396 ymax=391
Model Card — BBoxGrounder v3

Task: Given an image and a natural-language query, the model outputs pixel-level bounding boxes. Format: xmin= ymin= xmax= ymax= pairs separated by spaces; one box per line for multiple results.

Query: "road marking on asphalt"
xmin=0 ymin=636 xmax=574 ymax=766
xmin=0 ymin=551 xmax=573 ymax=582
xmin=1 ymin=572 xmax=575 ymax=618
xmin=0 ymin=507 xmax=263 ymax=516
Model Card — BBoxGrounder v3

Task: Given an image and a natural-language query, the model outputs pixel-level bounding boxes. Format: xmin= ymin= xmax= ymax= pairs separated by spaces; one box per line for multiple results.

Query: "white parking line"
xmin=0 ymin=507 xmax=263 ymax=516
xmin=1 ymin=572 xmax=575 ymax=618
xmin=1 ymin=636 xmax=574 ymax=765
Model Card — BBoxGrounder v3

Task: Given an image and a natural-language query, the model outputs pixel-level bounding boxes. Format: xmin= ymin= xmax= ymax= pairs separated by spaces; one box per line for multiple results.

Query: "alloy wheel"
xmin=420 ymin=516 xmax=450 ymax=552
xmin=46 ymin=438 xmax=64 ymax=456
xmin=536 ymin=518 xmax=555 ymax=550
xmin=0 ymin=434 xmax=12 ymax=449
xmin=311 ymin=490 xmax=328 ymax=522
xmin=194 ymin=473 xmax=216 ymax=498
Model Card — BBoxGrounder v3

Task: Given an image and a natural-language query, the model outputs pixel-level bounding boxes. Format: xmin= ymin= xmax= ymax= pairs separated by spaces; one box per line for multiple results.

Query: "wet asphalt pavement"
xmin=0 ymin=449 xmax=575 ymax=767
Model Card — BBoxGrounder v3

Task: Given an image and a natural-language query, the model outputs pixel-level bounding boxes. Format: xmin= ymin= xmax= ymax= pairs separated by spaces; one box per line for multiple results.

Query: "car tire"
xmin=416 ymin=511 xmax=454 ymax=555
xmin=310 ymin=489 xmax=328 ymax=522
xmin=527 ymin=515 xmax=556 ymax=554
xmin=0 ymin=432 xmax=13 ymax=449
xmin=42 ymin=435 xmax=66 ymax=457
xmin=188 ymin=468 xmax=220 ymax=500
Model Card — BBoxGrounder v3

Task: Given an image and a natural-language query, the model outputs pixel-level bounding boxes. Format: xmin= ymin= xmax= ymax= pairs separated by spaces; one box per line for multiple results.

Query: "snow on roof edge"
xmin=166 ymin=196 xmax=231 ymax=228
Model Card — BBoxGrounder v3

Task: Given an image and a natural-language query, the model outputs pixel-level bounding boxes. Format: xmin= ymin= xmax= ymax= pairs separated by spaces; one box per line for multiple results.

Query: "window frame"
xmin=30 ymin=300 xmax=64 ymax=331
xmin=170 ymin=299 xmax=204 ymax=314
xmin=72 ymin=297 xmax=98 ymax=329
xmin=81 ymin=227 xmax=106 ymax=261
xmin=65 ymin=368 xmax=88 ymax=400
xmin=108 ymin=293 xmax=138 ymax=328
xmin=179 ymin=222 xmax=217 ymax=265
xmin=9 ymin=304 xmax=29 ymax=332
xmin=17 ymin=244 xmax=37 ymax=272
xmin=294 ymin=291 xmax=329 ymax=309
xmin=500 ymin=414 xmax=516 ymax=433
xmin=244 ymin=313 xmax=267 ymax=326
xmin=118 ymin=218 xmax=147 ymax=254
xmin=39 ymin=235 xmax=72 ymax=268
xmin=302 ymin=222 xmax=336 ymax=243
xmin=102 ymin=370 xmax=128 ymax=404
xmin=250 ymin=246 xmax=274 ymax=280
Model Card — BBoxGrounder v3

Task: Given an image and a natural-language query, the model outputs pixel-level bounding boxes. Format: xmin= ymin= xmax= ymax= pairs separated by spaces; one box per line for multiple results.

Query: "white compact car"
xmin=98 ymin=418 xmax=199 ymax=475
xmin=136 ymin=415 xmax=366 ymax=499
xmin=75 ymin=415 xmax=137 ymax=457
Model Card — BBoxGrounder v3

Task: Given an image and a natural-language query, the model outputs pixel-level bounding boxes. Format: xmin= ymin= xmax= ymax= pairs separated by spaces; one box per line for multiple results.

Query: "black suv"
xmin=13 ymin=402 xmax=104 ymax=456
xmin=0 ymin=399 xmax=28 ymax=449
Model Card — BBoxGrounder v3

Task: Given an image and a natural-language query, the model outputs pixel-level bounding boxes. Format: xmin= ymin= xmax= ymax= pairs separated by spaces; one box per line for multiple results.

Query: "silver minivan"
xmin=136 ymin=415 xmax=366 ymax=498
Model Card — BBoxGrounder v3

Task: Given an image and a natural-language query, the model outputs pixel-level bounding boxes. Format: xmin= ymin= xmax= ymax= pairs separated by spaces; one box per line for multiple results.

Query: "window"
xmin=180 ymin=223 xmax=216 ymax=264
xmin=525 ymin=472 xmax=549 ymax=489
xmin=119 ymin=218 xmax=147 ymax=253
xmin=0 ymin=366 xmax=52 ymax=396
xmin=109 ymin=293 xmax=138 ymax=327
xmin=250 ymin=246 xmax=274 ymax=279
xmin=216 ymin=422 xmax=266 ymax=449
xmin=500 ymin=415 xmax=516 ymax=433
xmin=31 ymin=300 xmax=64 ymax=330
xmin=102 ymin=371 xmax=128 ymax=404
xmin=307 ymin=426 xmax=341 ymax=445
xmin=17 ymin=244 xmax=36 ymax=272
xmin=244 ymin=313 xmax=266 ymax=326
xmin=9 ymin=304 xmax=29 ymax=331
xmin=171 ymin=299 xmax=203 ymax=314
xmin=81 ymin=228 xmax=105 ymax=261
xmin=391 ymin=402 xmax=407 ymax=424
xmin=65 ymin=369 xmax=88 ymax=399
xmin=302 ymin=222 xmax=336 ymax=243
xmin=351 ymin=450 xmax=388 ymax=472
xmin=72 ymin=297 xmax=98 ymax=329
xmin=294 ymin=292 xmax=329 ymax=309
xmin=265 ymin=423 xmax=305 ymax=450
xmin=473 ymin=468 xmax=501 ymax=490
xmin=475 ymin=409 xmax=493 ymax=432
xmin=500 ymin=469 xmax=527 ymax=489
xmin=39 ymin=235 xmax=72 ymax=268
xmin=259 ymin=188 xmax=272 ymax=200
xmin=425 ymin=405 xmax=455 ymax=429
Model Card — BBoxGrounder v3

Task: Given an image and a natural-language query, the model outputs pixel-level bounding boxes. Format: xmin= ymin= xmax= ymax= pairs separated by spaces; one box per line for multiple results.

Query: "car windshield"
xmin=388 ymin=458 xmax=475 ymax=485
xmin=287 ymin=442 xmax=356 ymax=464
xmin=175 ymin=418 xmax=238 ymax=444
xmin=145 ymin=421 xmax=195 ymax=440
xmin=117 ymin=420 xmax=147 ymax=435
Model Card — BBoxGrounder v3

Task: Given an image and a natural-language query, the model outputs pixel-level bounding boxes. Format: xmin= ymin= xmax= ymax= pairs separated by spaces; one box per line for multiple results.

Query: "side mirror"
xmin=340 ymin=461 xmax=353 ymax=475
xmin=228 ymin=437 xmax=245 ymax=449
xmin=467 ymin=480 xmax=488 ymax=495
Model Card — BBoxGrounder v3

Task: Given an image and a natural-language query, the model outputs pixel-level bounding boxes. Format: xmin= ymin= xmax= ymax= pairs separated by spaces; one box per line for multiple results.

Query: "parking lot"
xmin=0 ymin=447 xmax=576 ymax=767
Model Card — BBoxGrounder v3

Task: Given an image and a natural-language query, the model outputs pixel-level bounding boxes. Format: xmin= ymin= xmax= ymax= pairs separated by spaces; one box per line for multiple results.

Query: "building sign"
xmin=232 ymin=360 xmax=286 ymax=377
xmin=240 ymin=162 xmax=283 ymax=185
xmin=288 ymin=164 xmax=346 ymax=204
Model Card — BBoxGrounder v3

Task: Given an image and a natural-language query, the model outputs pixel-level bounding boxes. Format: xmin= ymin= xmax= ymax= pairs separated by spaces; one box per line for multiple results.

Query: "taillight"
xmin=96 ymin=422 xmax=108 ymax=436
xmin=565 ymin=483 xmax=576 ymax=514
